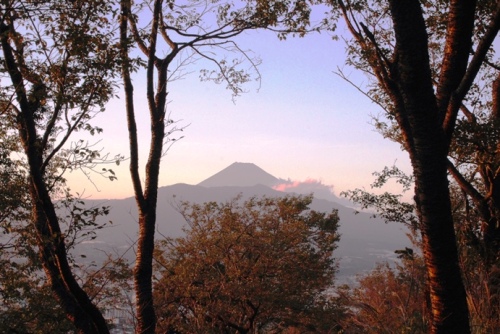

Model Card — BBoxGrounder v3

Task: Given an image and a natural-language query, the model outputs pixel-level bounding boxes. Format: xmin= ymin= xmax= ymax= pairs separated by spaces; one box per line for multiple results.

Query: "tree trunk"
xmin=133 ymin=93 xmax=166 ymax=333
xmin=412 ymin=147 xmax=470 ymax=333
xmin=388 ymin=0 xmax=471 ymax=332
xmin=120 ymin=1 xmax=167 ymax=332
xmin=134 ymin=213 xmax=158 ymax=333
xmin=30 ymin=184 xmax=110 ymax=334
xmin=1 ymin=21 xmax=109 ymax=334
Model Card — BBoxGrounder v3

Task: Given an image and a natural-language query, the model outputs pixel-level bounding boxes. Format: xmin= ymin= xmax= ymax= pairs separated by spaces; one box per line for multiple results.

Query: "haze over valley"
xmin=76 ymin=162 xmax=411 ymax=284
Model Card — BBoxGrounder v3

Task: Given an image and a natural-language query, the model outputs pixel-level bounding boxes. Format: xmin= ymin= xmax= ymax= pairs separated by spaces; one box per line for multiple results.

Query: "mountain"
xmin=77 ymin=163 xmax=411 ymax=285
xmin=197 ymin=162 xmax=284 ymax=187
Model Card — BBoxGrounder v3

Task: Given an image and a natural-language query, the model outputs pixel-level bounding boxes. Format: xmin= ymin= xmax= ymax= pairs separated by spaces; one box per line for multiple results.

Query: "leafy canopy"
xmin=154 ymin=195 xmax=342 ymax=333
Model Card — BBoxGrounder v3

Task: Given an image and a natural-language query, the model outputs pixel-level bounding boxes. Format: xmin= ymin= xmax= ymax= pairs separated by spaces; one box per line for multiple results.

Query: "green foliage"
xmin=154 ymin=195 xmax=343 ymax=333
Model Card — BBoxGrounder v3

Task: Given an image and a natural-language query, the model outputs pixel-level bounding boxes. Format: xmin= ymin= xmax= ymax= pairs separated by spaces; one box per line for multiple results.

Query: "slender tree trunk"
xmin=134 ymin=117 xmax=165 ymax=333
xmin=120 ymin=1 xmax=168 ymax=332
xmin=132 ymin=113 xmax=168 ymax=333
xmin=134 ymin=213 xmax=158 ymax=333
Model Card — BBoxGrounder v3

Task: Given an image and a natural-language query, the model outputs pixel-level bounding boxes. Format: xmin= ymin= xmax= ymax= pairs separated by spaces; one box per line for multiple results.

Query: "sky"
xmin=65 ymin=13 xmax=412 ymax=201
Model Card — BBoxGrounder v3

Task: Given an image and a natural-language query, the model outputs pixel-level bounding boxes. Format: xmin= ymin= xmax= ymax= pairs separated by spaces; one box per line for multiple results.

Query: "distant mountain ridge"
xmin=198 ymin=162 xmax=285 ymax=188
xmin=77 ymin=162 xmax=410 ymax=285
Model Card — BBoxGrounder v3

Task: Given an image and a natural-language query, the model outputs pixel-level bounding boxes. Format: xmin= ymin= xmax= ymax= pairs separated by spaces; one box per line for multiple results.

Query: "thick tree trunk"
xmin=30 ymin=184 xmax=110 ymax=334
xmin=412 ymin=147 xmax=470 ymax=332
xmin=1 ymin=21 xmax=109 ymax=334
xmin=388 ymin=0 xmax=471 ymax=332
xmin=341 ymin=0 xmax=500 ymax=331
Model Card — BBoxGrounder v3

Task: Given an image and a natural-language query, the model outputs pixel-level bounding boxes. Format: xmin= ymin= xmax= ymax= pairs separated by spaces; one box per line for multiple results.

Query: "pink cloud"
xmin=272 ymin=179 xmax=355 ymax=207
xmin=272 ymin=178 xmax=333 ymax=193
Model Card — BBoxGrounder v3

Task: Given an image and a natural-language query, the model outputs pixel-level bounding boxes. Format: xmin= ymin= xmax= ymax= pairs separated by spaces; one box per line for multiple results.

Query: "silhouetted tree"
xmin=0 ymin=1 xmax=121 ymax=332
xmin=119 ymin=1 xmax=317 ymax=332
xmin=329 ymin=1 xmax=500 ymax=332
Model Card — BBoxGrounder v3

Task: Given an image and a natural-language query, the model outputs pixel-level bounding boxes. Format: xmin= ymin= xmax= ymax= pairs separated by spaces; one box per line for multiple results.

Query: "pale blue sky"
xmin=66 ymin=24 xmax=412 ymax=200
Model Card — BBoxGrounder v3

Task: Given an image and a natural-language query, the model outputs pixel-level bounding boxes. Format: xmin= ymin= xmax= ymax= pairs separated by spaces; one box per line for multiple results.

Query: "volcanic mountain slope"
xmin=197 ymin=162 xmax=286 ymax=188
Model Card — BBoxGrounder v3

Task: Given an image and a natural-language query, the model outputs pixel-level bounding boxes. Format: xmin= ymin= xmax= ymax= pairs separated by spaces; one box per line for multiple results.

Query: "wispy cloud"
xmin=273 ymin=179 xmax=336 ymax=199
xmin=272 ymin=178 xmax=323 ymax=192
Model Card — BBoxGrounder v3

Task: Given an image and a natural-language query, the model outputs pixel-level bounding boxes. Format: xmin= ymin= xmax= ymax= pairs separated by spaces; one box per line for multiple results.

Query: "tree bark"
xmin=1 ymin=20 xmax=110 ymax=334
xmin=486 ymin=73 xmax=500 ymax=253
xmin=387 ymin=0 xmax=470 ymax=332
xmin=134 ymin=212 xmax=158 ymax=334
xmin=133 ymin=111 xmax=166 ymax=333
xmin=30 ymin=184 xmax=110 ymax=334
xmin=120 ymin=1 xmax=168 ymax=332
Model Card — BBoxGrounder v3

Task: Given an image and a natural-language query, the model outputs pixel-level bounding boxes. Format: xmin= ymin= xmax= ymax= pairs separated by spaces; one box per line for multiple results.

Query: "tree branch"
xmin=436 ymin=0 xmax=477 ymax=118
xmin=120 ymin=0 xmax=145 ymax=207
xmin=443 ymin=1 xmax=500 ymax=143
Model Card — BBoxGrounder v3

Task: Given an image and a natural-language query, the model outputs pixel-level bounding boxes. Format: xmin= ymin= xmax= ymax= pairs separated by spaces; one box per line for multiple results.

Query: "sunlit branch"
xmin=443 ymin=2 xmax=500 ymax=142
xmin=128 ymin=13 xmax=150 ymax=57
xmin=120 ymin=0 xmax=145 ymax=206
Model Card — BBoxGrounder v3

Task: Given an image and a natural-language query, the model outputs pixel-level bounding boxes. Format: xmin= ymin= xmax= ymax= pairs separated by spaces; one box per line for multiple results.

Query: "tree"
xmin=119 ymin=1 xmax=317 ymax=332
xmin=343 ymin=165 xmax=500 ymax=332
xmin=339 ymin=256 xmax=428 ymax=334
xmin=0 ymin=1 xmax=121 ymax=332
xmin=1 ymin=118 xmax=128 ymax=333
xmin=153 ymin=195 xmax=342 ymax=333
xmin=446 ymin=71 xmax=500 ymax=311
xmin=0 ymin=121 xmax=27 ymax=226
xmin=0 ymin=254 xmax=76 ymax=333
xmin=341 ymin=167 xmax=428 ymax=333
xmin=329 ymin=1 xmax=500 ymax=332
